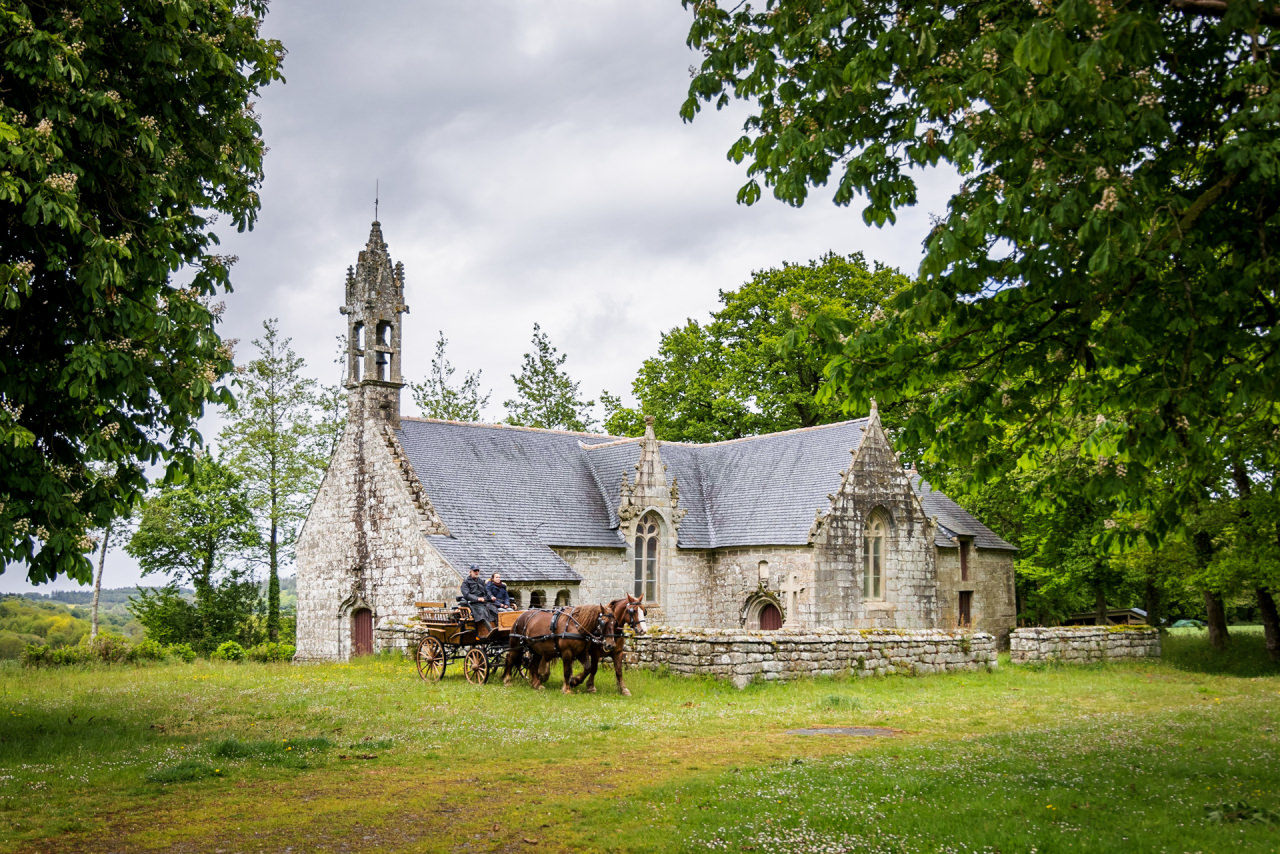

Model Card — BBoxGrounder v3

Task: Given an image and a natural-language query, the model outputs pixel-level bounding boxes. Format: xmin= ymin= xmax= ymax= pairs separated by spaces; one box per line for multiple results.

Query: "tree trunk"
xmin=1258 ymin=587 xmax=1280 ymax=663
xmin=1094 ymin=587 xmax=1108 ymax=626
xmin=1202 ymin=589 xmax=1229 ymax=650
xmin=1192 ymin=529 xmax=1229 ymax=649
xmin=268 ymin=519 xmax=279 ymax=643
xmin=1143 ymin=572 xmax=1162 ymax=630
xmin=90 ymin=521 xmax=113 ymax=640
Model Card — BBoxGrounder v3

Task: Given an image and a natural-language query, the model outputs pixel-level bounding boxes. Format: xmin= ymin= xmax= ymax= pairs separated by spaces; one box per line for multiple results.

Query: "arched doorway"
xmin=351 ymin=608 xmax=373 ymax=656
xmin=758 ymin=602 xmax=783 ymax=631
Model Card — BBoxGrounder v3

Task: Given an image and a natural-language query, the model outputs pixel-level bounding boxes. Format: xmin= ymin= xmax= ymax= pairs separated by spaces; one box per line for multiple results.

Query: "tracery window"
xmin=634 ymin=513 xmax=660 ymax=601
xmin=863 ymin=511 xmax=887 ymax=600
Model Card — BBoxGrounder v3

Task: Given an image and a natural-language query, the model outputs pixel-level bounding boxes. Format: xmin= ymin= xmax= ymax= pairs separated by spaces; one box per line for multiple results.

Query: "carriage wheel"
xmin=415 ymin=636 xmax=446 ymax=681
xmin=463 ymin=647 xmax=490 ymax=684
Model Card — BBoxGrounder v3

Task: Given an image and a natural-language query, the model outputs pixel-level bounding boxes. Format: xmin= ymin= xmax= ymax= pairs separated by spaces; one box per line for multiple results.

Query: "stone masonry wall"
xmin=295 ymin=388 xmax=458 ymax=661
xmin=812 ymin=413 xmax=937 ymax=630
xmin=626 ymin=627 xmax=997 ymax=688
xmin=1009 ymin=627 xmax=1161 ymax=664
xmin=936 ymin=546 xmax=1017 ymax=644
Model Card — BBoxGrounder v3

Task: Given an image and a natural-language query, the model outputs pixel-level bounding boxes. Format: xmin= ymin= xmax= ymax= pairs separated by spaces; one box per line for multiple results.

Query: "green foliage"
xmin=246 ymin=642 xmax=294 ymax=663
xmin=681 ymin=0 xmax=1280 ymax=545
xmin=127 ymin=638 xmax=166 ymax=663
xmin=607 ymin=253 xmax=909 ymax=441
xmin=165 ymin=642 xmax=197 ymax=664
xmin=0 ymin=0 xmax=284 ymax=585
xmin=504 ymin=323 xmax=596 ymax=431
xmin=125 ymin=456 xmax=262 ymax=652
xmin=219 ymin=319 xmax=328 ymax=642
xmin=211 ymin=640 xmax=245 ymax=662
xmin=0 ymin=595 xmax=89 ymax=652
xmin=410 ymin=331 xmax=491 ymax=421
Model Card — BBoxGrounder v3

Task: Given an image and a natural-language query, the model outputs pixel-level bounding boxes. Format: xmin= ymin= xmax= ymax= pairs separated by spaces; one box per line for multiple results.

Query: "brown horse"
xmin=501 ymin=604 xmax=616 ymax=693
xmin=578 ymin=594 xmax=647 ymax=696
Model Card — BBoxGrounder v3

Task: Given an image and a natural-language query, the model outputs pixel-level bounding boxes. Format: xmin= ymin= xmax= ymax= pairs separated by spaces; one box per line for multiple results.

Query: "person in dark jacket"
xmin=487 ymin=573 xmax=513 ymax=610
xmin=461 ymin=565 xmax=497 ymax=637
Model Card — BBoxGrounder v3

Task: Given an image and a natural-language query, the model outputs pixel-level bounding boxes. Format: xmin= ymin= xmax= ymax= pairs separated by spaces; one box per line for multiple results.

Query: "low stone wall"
xmin=625 ymin=627 xmax=997 ymax=688
xmin=1009 ymin=626 xmax=1161 ymax=664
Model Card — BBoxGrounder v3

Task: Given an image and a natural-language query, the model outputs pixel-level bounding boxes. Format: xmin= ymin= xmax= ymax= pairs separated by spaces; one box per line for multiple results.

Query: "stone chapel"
xmin=294 ymin=223 xmax=1018 ymax=661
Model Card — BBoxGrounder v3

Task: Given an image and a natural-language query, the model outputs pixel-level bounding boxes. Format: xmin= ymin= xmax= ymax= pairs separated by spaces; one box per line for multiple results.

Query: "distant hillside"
xmin=23 ymin=575 xmax=296 ymax=610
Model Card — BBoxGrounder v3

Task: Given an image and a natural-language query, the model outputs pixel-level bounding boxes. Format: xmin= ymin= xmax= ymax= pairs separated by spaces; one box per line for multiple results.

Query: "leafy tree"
xmin=504 ymin=324 xmax=596 ymax=431
xmin=316 ymin=334 xmax=349 ymax=462
xmin=125 ymin=455 xmax=260 ymax=651
xmin=681 ymin=2 xmax=1280 ymax=544
xmin=411 ymin=331 xmax=491 ymax=421
xmin=607 ymin=253 xmax=908 ymax=441
xmin=0 ymin=2 xmax=284 ymax=584
xmin=219 ymin=320 xmax=325 ymax=642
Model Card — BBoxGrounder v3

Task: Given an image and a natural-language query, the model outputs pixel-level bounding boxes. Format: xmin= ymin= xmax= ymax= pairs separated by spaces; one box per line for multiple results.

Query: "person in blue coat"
xmin=487 ymin=572 xmax=513 ymax=610
xmin=461 ymin=565 xmax=497 ymax=637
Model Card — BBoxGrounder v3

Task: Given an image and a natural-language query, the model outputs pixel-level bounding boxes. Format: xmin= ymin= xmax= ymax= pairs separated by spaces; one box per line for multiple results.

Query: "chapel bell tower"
xmin=340 ymin=221 xmax=408 ymax=427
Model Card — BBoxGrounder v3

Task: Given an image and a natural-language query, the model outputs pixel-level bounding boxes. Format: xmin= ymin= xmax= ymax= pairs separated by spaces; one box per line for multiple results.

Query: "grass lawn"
xmin=0 ymin=630 xmax=1276 ymax=853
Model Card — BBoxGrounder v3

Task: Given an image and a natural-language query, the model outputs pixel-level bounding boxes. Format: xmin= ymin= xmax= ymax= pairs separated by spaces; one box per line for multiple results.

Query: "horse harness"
xmin=513 ymin=606 xmax=614 ymax=654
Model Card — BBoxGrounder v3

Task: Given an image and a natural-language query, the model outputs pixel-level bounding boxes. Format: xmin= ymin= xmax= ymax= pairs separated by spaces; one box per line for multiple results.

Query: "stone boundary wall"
xmin=625 ymin=627 xmax=997 ymax=688
xmin=1009 ymin=627 xmax=1161 ymax=664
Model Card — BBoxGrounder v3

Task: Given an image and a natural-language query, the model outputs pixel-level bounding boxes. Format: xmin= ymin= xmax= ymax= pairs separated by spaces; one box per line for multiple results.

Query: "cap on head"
xmin=469 ymin=564 xmax=480 ymax=573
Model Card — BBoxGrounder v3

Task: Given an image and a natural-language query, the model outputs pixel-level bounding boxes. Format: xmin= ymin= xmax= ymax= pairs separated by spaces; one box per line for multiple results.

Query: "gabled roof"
xmin=394 ymin=417 xmax=1015 ymax=581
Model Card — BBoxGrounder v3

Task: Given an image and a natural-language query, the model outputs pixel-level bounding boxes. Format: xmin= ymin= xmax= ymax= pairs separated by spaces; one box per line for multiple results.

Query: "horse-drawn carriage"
xmin=406 ymin=595 xmax=648 ymax=694
xmin=408 ymin=602 xmax=522 ymax=684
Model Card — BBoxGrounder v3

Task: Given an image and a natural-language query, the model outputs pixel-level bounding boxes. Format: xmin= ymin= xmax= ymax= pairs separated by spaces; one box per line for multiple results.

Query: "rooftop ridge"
xmin=399 ymin=415 xmax=619 ymax=440
xmin=664 ymin=418 xmax=869 ymax=449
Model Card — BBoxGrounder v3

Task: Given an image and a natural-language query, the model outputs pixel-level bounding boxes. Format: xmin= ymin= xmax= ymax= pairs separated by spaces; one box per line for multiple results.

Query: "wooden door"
xmin=958 ymin=591 xmax=972 ymax=628
xmin=759 ymin=603 xmax=782 ymax=631
xmin=352 ymin=608 xmax=373 ymax=656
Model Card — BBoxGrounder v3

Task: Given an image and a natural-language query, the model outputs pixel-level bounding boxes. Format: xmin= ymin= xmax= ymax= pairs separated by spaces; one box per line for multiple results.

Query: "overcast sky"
xmin=5 ymin=1 xmax=959 ymax=594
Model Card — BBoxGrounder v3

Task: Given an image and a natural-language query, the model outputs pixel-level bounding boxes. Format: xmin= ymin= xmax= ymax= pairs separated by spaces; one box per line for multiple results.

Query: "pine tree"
xmin=411 ymin=332 xmax=490 ymax=422
xmin=504 ymin=324 xmax=596 ymax=432
xmin=219 ymin=320 xmax=326 ymax=642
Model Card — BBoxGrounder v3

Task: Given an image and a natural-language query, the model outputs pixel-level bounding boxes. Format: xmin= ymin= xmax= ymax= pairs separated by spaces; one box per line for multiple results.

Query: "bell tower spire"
xmin=340 ymin=220 xmax=408 ymax=427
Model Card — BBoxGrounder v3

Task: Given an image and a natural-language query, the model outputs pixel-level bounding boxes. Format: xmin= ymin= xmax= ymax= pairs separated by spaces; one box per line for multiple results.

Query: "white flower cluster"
xmin=139 ymin=115 xmax=159 ymax=133
xmin=982 ymin=48 xmax=999 ymax=71
xmin=1245 ymin=83 xmax=1268 ymax=99
xmin=34 ymin=118 xmax=53 ymax=138
xmin=1093 ymin=186 xmax=1119 ymax=211
xmin=0 ymin=398 xmax=22 ymax=420
xmin=44 ymin=172 xmax=78 ymax=193
xmin=100 ymin=422 xmax=119 ymax=439
xmin=106 ymin=232 xmax=131 ymax=249
xmin=1031 ymin=158 xmax=1046 ymax=172
xmin=1138 ymin=91 xmax=1159 ymax=109
xmin=104 ymin=90 xmax=121 ymax=103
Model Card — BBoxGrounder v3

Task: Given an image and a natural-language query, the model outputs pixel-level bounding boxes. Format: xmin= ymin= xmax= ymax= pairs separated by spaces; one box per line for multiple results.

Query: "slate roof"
xmin=395 ymin=418 xmax=1014 ymax=582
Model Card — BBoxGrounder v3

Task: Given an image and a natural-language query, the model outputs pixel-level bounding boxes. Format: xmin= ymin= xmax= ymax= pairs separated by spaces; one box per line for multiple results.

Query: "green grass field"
xmin=1 ymin=630 xmax=1276 ymax=853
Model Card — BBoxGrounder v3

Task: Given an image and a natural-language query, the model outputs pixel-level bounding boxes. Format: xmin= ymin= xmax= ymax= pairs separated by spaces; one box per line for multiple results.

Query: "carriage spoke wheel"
xmin=415 ymin=636 xmax=446 ymax=682
xmin=463 ymin=647 xmax=490 ymax=684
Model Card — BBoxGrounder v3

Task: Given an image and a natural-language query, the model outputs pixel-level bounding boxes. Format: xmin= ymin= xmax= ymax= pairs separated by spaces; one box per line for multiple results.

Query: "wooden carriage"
xmin=409 ymin=601 xmax=524 ymax=684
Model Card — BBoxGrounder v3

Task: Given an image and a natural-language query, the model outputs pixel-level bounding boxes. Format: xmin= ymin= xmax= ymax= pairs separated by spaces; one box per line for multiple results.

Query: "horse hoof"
xmin=621 ymin=688 xmax=631 ymax=696
xmin=587 ymin=687 xmax=597 ymax=694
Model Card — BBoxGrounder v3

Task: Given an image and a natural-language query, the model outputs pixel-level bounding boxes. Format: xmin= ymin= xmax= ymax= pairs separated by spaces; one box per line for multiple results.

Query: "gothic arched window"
xmin=634 ymin=513 xmax=660 ymax=601
xmin=863 ymin=511 xmax=887 ymax=600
